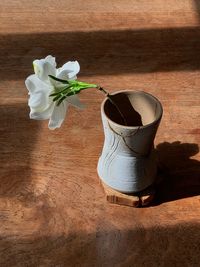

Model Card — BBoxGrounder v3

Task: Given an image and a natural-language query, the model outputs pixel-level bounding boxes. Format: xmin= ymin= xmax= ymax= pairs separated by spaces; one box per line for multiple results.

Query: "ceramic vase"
xmin=97 ymin=90 xmax=163 ymax=193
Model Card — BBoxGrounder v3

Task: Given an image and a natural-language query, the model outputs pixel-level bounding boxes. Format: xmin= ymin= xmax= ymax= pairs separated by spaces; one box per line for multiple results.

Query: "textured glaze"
xmin=98 ymin=91 xmax=163 ymax=193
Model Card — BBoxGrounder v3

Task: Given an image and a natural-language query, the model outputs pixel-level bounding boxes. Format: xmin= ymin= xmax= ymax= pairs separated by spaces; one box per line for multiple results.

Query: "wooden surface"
xmin=0 ymin=1 xmax=200 ymax=266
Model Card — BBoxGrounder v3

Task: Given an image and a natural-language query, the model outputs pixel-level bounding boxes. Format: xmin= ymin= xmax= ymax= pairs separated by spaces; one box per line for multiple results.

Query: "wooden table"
xmin=0 ymin=1 xmax=200 ymax=266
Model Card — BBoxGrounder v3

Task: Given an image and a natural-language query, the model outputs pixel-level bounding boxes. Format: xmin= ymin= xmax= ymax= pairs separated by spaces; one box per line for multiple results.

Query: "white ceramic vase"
xmin=97 ymin=90 xmax=163 ymax=193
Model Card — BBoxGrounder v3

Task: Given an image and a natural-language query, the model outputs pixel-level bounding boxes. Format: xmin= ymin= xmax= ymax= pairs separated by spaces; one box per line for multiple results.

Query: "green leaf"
xmin=57 ymin=95 xmax=67 ymax=106
xmin=49 ymin=78 xmax=98 ymax=106
xmin=49 ymin=92 xmax=60 ymax=97
xmin=49 ymin=85 xmax=71 ymax=97
xmin=48 ymin=75 xmax=69 ymax=84
xmin=53 ymin=94 xmax=62 ymax=102
xmin=76 ymin=81 xmax=98 ymax=88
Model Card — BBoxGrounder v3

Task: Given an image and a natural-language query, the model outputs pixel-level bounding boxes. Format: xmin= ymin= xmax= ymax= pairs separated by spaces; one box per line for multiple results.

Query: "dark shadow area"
xmin=154 ymin=141 xmax=200 ymax=204
xmin=0 ymin=104 xmax=39 ymax=198
xmin=0 ymin=223 xmax=199 ymax=266
xmin=194 ymin=0 xmax=200 ymax=22
xmin=104 ymin=93 xmax=143 ymax=126
xmin=1 ymin=27 xmax=200 ymax=80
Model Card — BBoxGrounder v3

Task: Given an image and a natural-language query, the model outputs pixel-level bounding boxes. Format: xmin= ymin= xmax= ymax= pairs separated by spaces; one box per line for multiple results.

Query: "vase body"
xmin=97 ymin=90 xmax=163 ymax=193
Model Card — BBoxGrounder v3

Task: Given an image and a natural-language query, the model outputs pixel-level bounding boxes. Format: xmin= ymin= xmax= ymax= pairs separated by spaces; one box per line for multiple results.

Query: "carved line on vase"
xmin=103 ymin=123 xmax=116 ymax=173
xmin=107 ymin=121 xmax=150 ymax=158
xmin=107 ymin=132 xmax=120 ymax=179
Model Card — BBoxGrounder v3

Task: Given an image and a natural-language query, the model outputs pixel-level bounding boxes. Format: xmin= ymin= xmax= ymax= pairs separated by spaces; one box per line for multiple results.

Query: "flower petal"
xmin=25 ymin=74 xmax=53 ymax=111
xmin=57 ymin=61 xmax=80 ymax=80
xmin=57 ymin=71 xmax=77 ymax=81
xmin=48 ymin=101 xmax=69 ymax=130
xmin=67 ymin=95 xmax=85 ymax=109
xmin=45 ymin=55 xmax=57 ymax=68
xmin=28 ymin=91 xmax=48 ymax=110
xmin=33 ymin=58 xmax=56 ymax=81
xmin=25 ymin=74 xmax=52 ymax=94
xmin=30 ymin=102 xmax=54 ymax=120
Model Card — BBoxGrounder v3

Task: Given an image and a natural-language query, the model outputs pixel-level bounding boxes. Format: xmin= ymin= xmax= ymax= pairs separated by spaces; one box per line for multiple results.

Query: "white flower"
xmin=25 ymin=55 xmax=84 ymax=130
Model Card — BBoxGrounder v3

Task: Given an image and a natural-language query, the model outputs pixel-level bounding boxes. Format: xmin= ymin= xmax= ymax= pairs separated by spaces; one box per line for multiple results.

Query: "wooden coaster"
xmin=101 ymin=182 xmax=155 ymax=207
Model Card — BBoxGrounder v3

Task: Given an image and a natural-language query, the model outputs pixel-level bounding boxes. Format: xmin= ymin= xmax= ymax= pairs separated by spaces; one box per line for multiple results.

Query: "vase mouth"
xmin=101 ymin=90 xmax=163 ymax=129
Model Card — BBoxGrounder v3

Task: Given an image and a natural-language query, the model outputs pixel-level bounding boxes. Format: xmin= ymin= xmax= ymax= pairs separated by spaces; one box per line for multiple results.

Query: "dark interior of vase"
xmin=104 ymin=91 xmax=162 ymax=127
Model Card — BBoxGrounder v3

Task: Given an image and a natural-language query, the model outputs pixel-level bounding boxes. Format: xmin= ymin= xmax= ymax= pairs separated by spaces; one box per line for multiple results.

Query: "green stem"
xmin=48 ymin=75 xmax=128 ymax=124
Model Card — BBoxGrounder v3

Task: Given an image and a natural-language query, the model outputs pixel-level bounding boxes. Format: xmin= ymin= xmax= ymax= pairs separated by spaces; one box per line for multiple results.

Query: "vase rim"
xmin=101 ymin=90 xmax=163 ymax=129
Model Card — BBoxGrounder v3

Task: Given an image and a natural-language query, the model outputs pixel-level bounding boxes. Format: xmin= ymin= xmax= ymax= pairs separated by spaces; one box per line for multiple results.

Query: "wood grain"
xmin=101 ymin=182 xmax=155 ymax=207
xmin=0 ymin=1 xmax=200 ymax=266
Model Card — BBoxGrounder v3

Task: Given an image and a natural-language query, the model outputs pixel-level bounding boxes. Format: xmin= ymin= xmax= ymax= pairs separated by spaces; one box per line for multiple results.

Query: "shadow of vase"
xmin=154 ymin=141 xmax=200 ymax=204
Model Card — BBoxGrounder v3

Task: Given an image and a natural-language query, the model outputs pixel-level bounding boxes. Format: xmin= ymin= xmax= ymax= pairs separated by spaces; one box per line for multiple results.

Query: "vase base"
xmin=101 ymin=181 xmax=155 ymax=207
